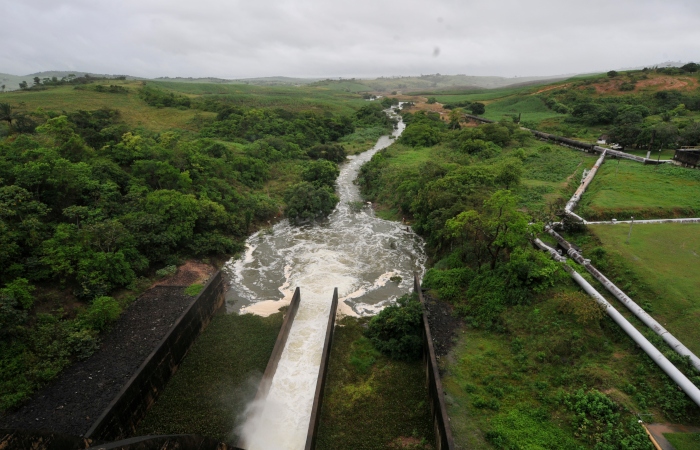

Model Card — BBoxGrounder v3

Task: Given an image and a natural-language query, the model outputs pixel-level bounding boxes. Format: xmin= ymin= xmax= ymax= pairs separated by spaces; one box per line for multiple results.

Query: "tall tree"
xmin=0 ymin=103 xmax=12 ymax=128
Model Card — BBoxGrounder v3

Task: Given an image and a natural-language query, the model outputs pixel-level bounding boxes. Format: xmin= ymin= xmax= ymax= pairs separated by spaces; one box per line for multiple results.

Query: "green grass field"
xmin=589 ymin=223 xmax=700 ymax=356
xmin=431 ymin=85 xmax=537 ymax=104
xmin=582 ymin=161 xmax=700 ymax=219
xmin=664 ymin=432 xmax=700 ymax=450
xmin=482 ymin=96 xmax=565 ymax=123
xmin=441 ymin=278 xmax=683 ymax=449
xmin=136 ymin=312 xmax=283 ymax=443
xmin=152 ymin=80 xmax=368 ymax=115
xmin=0 ymin=81 xmax=211 ymax=132
xmin=316 ymin=317 xmax=434 ymax=450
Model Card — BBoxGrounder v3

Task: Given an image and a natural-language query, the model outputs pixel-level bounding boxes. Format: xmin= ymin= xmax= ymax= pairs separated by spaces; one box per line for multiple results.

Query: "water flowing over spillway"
xmin=225 ymin=107 xmax=426 ymax=449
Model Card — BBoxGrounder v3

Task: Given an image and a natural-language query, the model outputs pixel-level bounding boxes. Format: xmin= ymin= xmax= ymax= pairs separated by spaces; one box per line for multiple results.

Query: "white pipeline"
xmin=544 ymin=227 xmax=700 ymax=372
xmin=585 ymin=218 xmax=700 ymax=225
xmin=533 ymin=239 xmax=700 ymax=407
xmin=565 ymin=150 xmax=606 ymax=215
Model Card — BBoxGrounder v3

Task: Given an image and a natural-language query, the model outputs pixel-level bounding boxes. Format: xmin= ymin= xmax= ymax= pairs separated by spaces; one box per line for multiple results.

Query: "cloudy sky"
xmin=2 ymin=0 xmax=699 ymax=79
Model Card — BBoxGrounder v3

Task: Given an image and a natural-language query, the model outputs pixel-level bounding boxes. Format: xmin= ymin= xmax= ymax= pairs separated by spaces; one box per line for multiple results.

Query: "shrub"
xmin=365 ymin=294 xmax=423 ymax=361
xmin=307 ymin=144 xmax=347 ymax=163
xmin=284 ymin=182 xmax=339 ymax=224
xmin=81 ymin=296 xmax=121 ymax=332
xmin=562 ymin=389 xmax=651 ymax=448
xmin=399 ymin=123 xmax=442 ymax=147
xmin=301 ymin=159 xmax=339 ymax=188
xmin=156 ymin=265 xmax=177 ymax=278
xmin=470 ymin=102 xmax=486 ymax=115
xmin=422 ymin=267 xmax=474 ymax=301
xmin=556 ymin=291 xmax=605 ymax=325
xmin=66 ymin=328 xmax=100 ymax=360
xmin=184 ymin=283 xmax=203 ymax=296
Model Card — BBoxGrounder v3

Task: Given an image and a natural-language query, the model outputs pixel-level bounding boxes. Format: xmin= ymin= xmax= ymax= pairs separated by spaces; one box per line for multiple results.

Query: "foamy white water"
xmin=225 ymin=106 xmax=426 ymax=449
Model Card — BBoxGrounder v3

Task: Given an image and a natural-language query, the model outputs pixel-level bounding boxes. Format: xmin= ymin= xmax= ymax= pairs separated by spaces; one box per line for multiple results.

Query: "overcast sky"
xmin=2 ymin=0 xmax=699 ymax=79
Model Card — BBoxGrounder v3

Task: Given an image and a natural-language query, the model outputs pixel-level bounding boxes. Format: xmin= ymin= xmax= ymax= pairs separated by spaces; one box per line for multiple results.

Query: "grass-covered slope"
xmin=581 ymin=161 xmax=700 ymax=219
xmin=589 ymin=223 xmax=700 ymax=355
xmin=136 ymin=312 xmax=283 ymax=443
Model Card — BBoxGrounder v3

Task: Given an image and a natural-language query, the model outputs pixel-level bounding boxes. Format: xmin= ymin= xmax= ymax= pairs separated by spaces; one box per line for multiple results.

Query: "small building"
xmin=674 ymin=147 xmax=700 ymax=168
xmin=596 ymin=134 xmax=609 ymax=145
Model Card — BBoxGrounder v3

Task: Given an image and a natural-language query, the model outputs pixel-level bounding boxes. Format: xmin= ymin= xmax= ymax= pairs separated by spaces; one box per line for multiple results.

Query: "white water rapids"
xmin=225 ymin=107 xmax=426 ymax=449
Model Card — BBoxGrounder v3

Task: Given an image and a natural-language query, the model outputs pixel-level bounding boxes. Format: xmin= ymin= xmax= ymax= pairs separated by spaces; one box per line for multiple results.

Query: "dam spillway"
xmin=226 ymin=106 xmax=427 ymax=449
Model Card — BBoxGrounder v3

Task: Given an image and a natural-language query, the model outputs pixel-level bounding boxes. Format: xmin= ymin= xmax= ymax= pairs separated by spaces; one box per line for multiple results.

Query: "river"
xmin=225 ymin=105 xmax=426 ymax=449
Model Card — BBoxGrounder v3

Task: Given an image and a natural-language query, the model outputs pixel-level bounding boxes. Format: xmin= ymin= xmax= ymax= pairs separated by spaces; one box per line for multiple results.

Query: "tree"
xmin=1 ymin=85 xmax=5 ymax=92
xmin=301 ymin=160 xmax=339 ymax=189
xmin=607 ymin=70 xmax=618 ymax=78
xmin=284 ymin=182 xmax=339 ymax=224
xmin=445 ymin=190 xmax=529 ymax=270
xmin=33 ymin=77 xmax=41 ymax=86
xmin=681 ymin=62 xmax=699 ymax=73
xmin=0 ymin=103 xmax=12 ymax=128
xmin=448 ymin=110 xmax=462 ymax=130
xmin=18 ymin=81 xmax=28 ymax=90
xmin=470 ymin=102 xmax=486 ymax=115
xmin=399 ymin=123 xmax=442 ymax=147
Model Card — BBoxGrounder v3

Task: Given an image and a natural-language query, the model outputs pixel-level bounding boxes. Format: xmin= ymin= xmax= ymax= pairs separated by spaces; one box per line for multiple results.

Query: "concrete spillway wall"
xmin=414 ymin=275 xmax=455 ymax=450
xmin=304 ymin=289 xmax=338 ymax=450
xmin=85 ymin=272 xmax=225 ymax=441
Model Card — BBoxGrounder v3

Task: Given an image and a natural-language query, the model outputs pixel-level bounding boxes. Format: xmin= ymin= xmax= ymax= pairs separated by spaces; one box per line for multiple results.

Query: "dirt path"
xmin=0 ymin=262 xmax=213 ymax=436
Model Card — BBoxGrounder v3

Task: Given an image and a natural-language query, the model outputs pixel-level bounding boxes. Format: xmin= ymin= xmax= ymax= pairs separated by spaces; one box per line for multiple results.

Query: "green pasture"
xmin=582 ymin=161 xmax=700 ymax=219
xmin=136 ymin=311 xmax=283 ymax=443
xmin=0 ymin=81 xmax=210 ymax=132
xmin=482 ymin=96 xmax=566 ymax=123
xmin=431 ymin=85 xmax=536 ymax=104
xmin=589 ymin=223 xmax=700 ymax=356
xmin=152 ymin=80 xmax=366 ymax=114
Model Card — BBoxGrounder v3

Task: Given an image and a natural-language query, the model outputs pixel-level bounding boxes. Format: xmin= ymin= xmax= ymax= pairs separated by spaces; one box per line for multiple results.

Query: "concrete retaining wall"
xmin=414 ymin=275 xmax=455 ymax=450
xmin=85 ymin=272 xmax=225 ymax=441
xmin=305 ymin=289 xmax=339 ymax=450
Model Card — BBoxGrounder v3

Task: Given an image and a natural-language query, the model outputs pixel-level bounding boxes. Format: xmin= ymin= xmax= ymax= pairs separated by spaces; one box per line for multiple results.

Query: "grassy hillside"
xmin=581 ymin=161 xmax=700 ymax=219
xmin=589 ymin=223 xmax=700 ymax=355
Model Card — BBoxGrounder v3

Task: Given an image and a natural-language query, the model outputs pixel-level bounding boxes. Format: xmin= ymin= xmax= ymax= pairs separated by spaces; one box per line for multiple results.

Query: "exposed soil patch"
xmin=422 ymin=291 xmax=463 ymax=358
xmin=0 ymin=286 xmax=195 ymax=436
xmin=396 ymin=95 xmax=449 ymax=117
xmin=153 ymin=260 xmax=215 ymax=287
xmin=533 ymin=83 xmax=570 ymax=95
xmin=636 ymin=76 xmax=697 ymax=91
xmin=588 ymin=75 xmax=697 ymax=95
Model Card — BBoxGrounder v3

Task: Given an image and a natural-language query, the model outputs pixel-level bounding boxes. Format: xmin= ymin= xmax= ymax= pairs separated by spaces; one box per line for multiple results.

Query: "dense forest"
xmin=0 ymin=84 xmax=393 ymax=410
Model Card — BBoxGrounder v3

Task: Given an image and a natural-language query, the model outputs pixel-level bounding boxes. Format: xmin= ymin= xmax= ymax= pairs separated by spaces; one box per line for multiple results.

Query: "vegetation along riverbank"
xmin=358 ymin=68 xmax=700 ymax=448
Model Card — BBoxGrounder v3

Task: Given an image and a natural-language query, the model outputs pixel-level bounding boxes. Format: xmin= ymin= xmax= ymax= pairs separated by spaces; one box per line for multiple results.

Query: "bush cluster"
xmin=365 ymin=294 xmax=423 ymax=361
